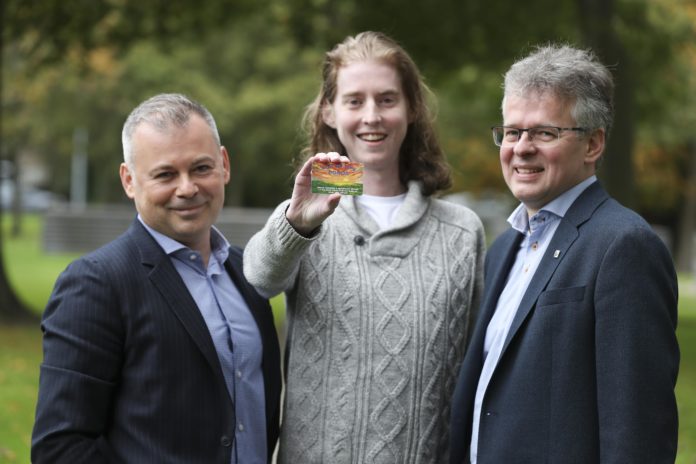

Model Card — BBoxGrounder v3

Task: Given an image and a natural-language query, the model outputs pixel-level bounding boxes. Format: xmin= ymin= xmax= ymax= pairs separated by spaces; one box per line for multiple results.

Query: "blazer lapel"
xmin=501 ymin=220 xmax=578 ymax=354
xmin=500 ymin=182 xmax=609 ymax=355
xmin=129 ymin=221 xmax=227 ymax=381
xmin=469 ymin=229 xmax=522 ymax=363
xmin=224 ymin=252 xmax=267 ymax=331
xmin=483 ymin=231 xmax=522 ymax=326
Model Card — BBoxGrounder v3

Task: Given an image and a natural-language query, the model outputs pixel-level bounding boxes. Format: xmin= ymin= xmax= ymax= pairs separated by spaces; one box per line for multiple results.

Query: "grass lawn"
xmin=0 ymin=325 xmax=41 ymax=463
xmin=1 ymin=215 xmax=77 ymax=462
xmin=676 ymin=279 xmax=696 ymax=462
xmin=1 ymin=213 xmax=695 ymax=463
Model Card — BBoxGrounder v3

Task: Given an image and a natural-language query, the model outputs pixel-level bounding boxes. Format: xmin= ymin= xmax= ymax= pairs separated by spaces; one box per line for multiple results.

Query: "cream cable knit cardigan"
xmin=244 ymin=181 xmax=485 ymax=464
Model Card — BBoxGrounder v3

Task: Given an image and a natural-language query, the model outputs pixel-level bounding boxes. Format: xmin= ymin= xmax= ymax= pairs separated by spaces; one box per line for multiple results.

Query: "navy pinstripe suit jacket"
xmin=32 ymin=219 xmax=281 ymax=463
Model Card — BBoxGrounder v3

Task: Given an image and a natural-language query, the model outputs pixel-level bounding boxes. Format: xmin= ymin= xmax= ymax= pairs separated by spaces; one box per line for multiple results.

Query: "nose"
xmin=513 ymin=131 xmax=536 ymax=156
xmin=176 ymin=175 xmax=199 ymax=197
xmin=362 ymin=101 xmax=381 ymax=125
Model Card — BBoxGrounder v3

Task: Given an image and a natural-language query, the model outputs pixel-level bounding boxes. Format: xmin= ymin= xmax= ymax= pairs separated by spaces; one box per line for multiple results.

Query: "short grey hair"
xmin=503 ymin=44 xmax=614 ymax=136
xmin=122 ymin=93 xmax=221 ymax=167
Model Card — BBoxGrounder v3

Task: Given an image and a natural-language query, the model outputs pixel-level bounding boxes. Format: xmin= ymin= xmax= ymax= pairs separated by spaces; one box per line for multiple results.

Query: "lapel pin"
xmin=553 ymin=250 xmax=561 ymax=258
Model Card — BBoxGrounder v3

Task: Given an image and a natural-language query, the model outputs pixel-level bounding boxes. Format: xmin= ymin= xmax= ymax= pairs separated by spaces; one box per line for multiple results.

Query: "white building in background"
xmin=0 ymin=151 xmax=63 ymax=212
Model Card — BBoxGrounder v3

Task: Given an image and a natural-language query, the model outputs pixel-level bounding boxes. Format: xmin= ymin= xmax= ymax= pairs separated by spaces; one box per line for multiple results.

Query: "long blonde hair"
xmin=299 ymin=31 xmax=451 ymax=196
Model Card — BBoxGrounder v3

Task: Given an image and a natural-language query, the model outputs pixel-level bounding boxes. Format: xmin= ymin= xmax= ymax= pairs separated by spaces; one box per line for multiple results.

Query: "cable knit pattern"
xmin=244 ymin=181 xmax=485 ymax=464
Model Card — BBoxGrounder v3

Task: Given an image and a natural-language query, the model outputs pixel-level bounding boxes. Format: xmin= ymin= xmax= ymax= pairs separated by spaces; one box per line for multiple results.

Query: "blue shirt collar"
xmin=508 ymin=175 xmax=597 ymax=234
xmin=137 ymin=215 xmax=230 ymax=264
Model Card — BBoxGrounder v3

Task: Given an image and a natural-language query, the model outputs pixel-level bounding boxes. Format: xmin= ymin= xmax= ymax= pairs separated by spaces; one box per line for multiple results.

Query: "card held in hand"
xmin=311 ymin=161 xmax=364 ymax=195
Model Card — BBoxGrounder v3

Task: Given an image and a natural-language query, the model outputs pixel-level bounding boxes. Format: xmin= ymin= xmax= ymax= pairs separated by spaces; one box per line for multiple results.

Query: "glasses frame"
xmin=491 ymin=125 xmax=588 ymax=146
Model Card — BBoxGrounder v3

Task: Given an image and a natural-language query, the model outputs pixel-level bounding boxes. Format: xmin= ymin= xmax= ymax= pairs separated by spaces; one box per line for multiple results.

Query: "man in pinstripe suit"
xmin=32 ymin=94 xmax=281 ymax=463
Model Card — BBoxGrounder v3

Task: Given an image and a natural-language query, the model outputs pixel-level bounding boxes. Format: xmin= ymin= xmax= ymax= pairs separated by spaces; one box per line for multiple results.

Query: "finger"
xmin=298 ymin=156 xmax=316 ymax=177
xmin=327 ymin=151 xmax=342 ymax=163
xmin=327 ymin=192 xmax=342 ymax=207
xmin=313 ymin=152 xmax=330 ymax=164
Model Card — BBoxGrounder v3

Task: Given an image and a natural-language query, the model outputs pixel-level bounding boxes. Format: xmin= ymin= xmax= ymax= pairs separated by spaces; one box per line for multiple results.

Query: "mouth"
xmin=170 ymin=203 xmax=205 ymax=214
xmin=515 ymin=167 xmax=544 ymax=175
xmin=358 ymin=133 xmax=387 ymax=142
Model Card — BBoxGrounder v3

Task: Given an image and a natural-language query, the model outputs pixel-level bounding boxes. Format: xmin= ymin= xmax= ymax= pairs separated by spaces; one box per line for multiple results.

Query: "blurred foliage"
xmin=3 ymin=3 xmax=322 ymax=206
xmin=2 ymin=0 xmax=696 ymax=220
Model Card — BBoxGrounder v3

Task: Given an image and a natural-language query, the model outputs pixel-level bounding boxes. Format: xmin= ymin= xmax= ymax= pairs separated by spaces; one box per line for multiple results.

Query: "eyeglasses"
xmin=491 ymin=125 xmax=587 ymax=146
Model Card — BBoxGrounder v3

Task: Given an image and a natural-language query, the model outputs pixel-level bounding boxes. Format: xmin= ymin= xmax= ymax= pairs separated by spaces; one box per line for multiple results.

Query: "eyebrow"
xmin=502 ymin=122 xmax=561 ymax=128
xmin=378 ymin=90 xmax=400 ymax=97
xmin=340 ymin=89 xmax=400 ymax=99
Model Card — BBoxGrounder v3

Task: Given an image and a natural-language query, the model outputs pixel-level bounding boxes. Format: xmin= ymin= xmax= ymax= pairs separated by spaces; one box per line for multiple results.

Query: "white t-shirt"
xmin=355 ymin=193 xmax=407 ymax=230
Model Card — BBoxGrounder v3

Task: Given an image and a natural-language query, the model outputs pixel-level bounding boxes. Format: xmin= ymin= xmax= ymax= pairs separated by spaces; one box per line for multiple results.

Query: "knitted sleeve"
xmin=243 ymin=200 xmax=319 ymax=298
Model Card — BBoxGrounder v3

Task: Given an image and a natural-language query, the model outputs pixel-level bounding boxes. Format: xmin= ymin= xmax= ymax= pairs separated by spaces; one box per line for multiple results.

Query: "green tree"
xmin=0 ymin=1 xmax=37 ymax=322
xmin=1 ymin=0 xmax=264 ymax=318
xmin=2 ymin=0 xmax=696 ymax=321
xmin=631 ymin=0 xmax=696 ymax=270
xmin=1 ymin=0 xmax=328 ymax=318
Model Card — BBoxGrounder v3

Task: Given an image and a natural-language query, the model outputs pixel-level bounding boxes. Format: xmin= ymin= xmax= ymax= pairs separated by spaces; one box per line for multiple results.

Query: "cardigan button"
xmin=220 ymin=435 xmax=232 ymax=447
xmin=353 ymin=235 xmax=365 ymax=246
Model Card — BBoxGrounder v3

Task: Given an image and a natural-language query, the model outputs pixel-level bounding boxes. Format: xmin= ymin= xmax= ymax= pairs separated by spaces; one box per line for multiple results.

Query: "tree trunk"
xmin=675 ymin=139 xmax=696 ymax=272
xmin=0 ymin=239 xmax=37 ymax=324
xmin=0 ymin=194 xmax=38 ymax=323
xmin=11 ymin=151 xmax=22 ymax=237
xmin=577 ymin=0 xmax=636 ymax=208
xmin=0 ymin=0 xmax=39 ymax=324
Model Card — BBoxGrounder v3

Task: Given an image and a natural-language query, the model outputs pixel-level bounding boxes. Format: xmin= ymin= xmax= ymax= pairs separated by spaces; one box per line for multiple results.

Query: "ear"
xmin=584 ymin=128 xmax=605 ymax=166
xmin=220 ymin=146 xmax=231 ymax=184
xmin=322 ymin=104 xmax=336 ymax=129
xmin=119 ymin=163 xmax=136 ymax=199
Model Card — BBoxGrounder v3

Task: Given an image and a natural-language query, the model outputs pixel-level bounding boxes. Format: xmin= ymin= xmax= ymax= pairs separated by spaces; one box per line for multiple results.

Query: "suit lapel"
xmin=482 ymin=230 xmax=522 ymax=328
xmin=501 ymin=220 xmax=578 ymax=354
xmin=468 ymin=229 xmax=522 ymax=366
xmin=128 ymin=220 xmax=227 ymax=381
xmin=500 ymin=182 xmax=609 ymax=356
xmin=224 ymin=251 xmax=267 ymax=335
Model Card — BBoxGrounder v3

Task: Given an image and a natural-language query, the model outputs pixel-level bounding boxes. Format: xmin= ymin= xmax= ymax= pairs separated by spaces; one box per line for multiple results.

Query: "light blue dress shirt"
xmin=469 ymin=176 xmax=596 ymax=463
xmin=139 ymin=218 xmax=267 ymax=464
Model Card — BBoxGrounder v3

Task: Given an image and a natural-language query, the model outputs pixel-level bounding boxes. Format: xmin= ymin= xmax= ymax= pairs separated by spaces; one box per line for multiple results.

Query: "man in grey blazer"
xmin=450 ymin=45 xmax=679 ymax=463
xmin=32 ymin=94 xmax=281 ymax=463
